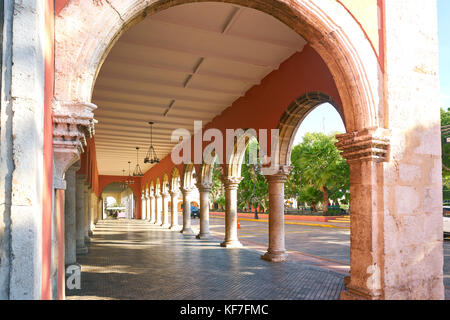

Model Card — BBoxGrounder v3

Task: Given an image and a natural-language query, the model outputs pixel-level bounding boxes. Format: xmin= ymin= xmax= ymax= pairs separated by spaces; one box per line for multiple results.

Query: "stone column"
xmin=91 ymin=192 xmax=98 ymax=226
xmin=196 ymin=182 xmax=212 ymax=239
xmin=220 ymin=177 xmax=243 ymax=248
xmin=161 ymin=192 xmax=171 ymax=228
xmin=64 ymin=165 xmax=79 ymax=265
xmin=98 ymin=198 xmax=103 ymax=222
xmin=76 ymin=176 xmax=88 ymax=255
xmin=169 ymin=191 xmax=180 ymax=230
xmin=83 ymin=184 xmax=92 ymax=243
xmin=149 ymin=194 xmax=156 ymax=223
xmin=145 ymin=195 xmax=151 ymax=222
xmin=141 ymin=195 xmax=146 ymax=220
xmin=262 ymin=166 xmax=291 ymax=262
xmin=155 ymin=192 xmax=163 ymax=225
xmin=180 ymin=187 xmax=195 ymax=234
xmin=336 ymin=129 xmax=389 ymax=300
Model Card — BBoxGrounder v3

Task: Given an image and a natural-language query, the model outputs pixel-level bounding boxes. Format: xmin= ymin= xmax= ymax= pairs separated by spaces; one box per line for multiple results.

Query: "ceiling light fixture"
xmin=126 ymin=161 xmax=135 ymax=185
xmin=133 ymin=147 xmax=144 ymax=176
xmin=144 ymin=121 xmax=160 ymax=164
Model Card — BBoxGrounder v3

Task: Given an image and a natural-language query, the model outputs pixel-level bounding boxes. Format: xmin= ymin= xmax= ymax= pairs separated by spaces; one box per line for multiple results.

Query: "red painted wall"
xmin=141 ymin=45 xmax=341 ymax=186
xmin=42 ymin=0 xmax=54 ymax=300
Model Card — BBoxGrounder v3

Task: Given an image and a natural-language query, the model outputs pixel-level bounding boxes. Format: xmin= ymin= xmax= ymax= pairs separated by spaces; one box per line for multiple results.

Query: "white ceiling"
xmin=93 ymin=2 xmax=307 ymax=175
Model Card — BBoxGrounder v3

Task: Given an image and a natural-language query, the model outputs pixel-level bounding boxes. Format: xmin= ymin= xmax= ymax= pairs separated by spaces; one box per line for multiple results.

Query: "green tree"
xmin=238 ymin=141 xmax=268 ymax=212
xmin=209 ymin=163 xmax=223 ymax=209
xmin=289 ymin=132 xmax=349 ymax=213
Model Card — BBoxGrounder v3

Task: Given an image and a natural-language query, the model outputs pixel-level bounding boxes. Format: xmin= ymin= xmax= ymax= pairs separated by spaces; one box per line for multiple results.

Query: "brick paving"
xmin=67 ymin=219 xmax=346 ymax=300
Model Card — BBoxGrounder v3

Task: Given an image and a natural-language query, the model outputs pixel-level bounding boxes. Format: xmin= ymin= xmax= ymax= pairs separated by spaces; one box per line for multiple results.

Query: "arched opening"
xmin=278 ymin=94 xmax=350 ymax=264
xmin=56 ymin=0 xmax=400 ymax=301
xmin=101 ymin=182 xmax=136 ymax=219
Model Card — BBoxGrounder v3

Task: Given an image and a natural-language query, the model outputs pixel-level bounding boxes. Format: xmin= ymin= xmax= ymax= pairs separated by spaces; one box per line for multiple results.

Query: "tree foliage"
xmin=287 ymin=132 xmax=349 ymax=213
xmin=237 ymin=141 xmax=268 ymax=211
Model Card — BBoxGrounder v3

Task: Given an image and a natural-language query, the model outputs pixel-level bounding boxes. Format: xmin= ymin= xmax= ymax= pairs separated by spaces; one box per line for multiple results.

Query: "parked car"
xmin=191 ymin=205 xmax=200 ymax=218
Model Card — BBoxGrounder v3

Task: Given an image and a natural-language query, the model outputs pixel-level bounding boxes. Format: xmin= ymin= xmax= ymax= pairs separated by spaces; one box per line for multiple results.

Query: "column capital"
xmin=196 ymin=182 xmax=212 ymax=193
xmin=170 ymin=190 xmax=181 ymax=198
xmin=221 ymin=176 xmax=243 ymax=189
xmin=182 ymin=187 xmax=194 ymax=195
xmin=162 ymin=191 xmax=170 ymax=198
xmin=335 ymin=128 xmax=390 ymax=163
xmin=52 ymin=100 xmax=97 ymax=189
xmin=264 ymin=165 xmax=292 ymax=183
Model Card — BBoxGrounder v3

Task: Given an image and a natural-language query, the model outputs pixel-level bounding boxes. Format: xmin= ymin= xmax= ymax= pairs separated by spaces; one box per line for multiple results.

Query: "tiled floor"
xmin=66 ymin=219 xmax=346 ymax=300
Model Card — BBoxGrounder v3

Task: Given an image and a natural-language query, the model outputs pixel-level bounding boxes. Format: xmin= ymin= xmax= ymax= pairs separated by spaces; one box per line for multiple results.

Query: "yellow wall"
xmin=339 ymin=0 xmax=381 ymax=56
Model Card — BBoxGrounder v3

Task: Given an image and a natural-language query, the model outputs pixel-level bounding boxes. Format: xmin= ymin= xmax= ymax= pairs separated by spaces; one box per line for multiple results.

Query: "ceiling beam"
xmin=101 ymin=57 xmax=261 ymax=85
xmin=119 ymin=40 xmax=278 ymax=69
xmin=150 ymin=9 xmax=305 ymax=51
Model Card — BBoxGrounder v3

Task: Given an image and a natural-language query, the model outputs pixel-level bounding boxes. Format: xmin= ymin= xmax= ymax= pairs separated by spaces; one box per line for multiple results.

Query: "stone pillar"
xmin=91 ymin=192 xmax=98 ymax=226
xmin=155 ymin=192 xmax=162 ymax=225
xmin=149 ymin=194 xmax=156 ymax=223
xmin=98 ymin=198 xmax=103 ymax=222
xmin=220 ymin=177 xmax=243 ymax=248
xmin=146 ymin=195 xmax=151 ymax=222
xmin=336 ymin=129 xmax=389 ymax=300
xmin=262 ymin=166 xmax=291 ymax=262
xmin=64 ymin=165 xmax=78 ymax=266
xmin=76 ymin=176 xmax=88 ymax=255
xmin=83 ymin=184 xmax=92 ymax=243
xmin=161 ymin=192 xmax=171 ymax=228
xmin=196 ymin=183 xmax=212 ymax=239
xmin=169 ymin=191 xmax=180 ymax=230
xmin=141 ymin=194 xmax=146 ymax=220
xmin=180 ymin=187 xmax=195 ymax=234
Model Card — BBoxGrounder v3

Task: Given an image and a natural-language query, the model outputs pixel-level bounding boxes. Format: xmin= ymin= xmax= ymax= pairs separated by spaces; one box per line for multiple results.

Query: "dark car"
xmin=191 ymin=206 xmax=200 ymax=218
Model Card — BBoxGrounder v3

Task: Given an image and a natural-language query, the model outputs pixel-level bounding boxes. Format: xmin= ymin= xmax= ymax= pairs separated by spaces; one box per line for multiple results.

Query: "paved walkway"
xmin=67 ymin=219 xmax=346 ymax=300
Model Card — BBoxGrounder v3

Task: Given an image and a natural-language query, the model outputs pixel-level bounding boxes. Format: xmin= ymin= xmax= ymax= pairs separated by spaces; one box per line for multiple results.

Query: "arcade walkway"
xmin=66 ymin=219 xmax=346 ymax=300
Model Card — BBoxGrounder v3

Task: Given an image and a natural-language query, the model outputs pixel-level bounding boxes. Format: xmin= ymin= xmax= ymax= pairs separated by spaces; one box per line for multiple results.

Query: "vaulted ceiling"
xmin=92 ymin=2 xmax=307 ymax=175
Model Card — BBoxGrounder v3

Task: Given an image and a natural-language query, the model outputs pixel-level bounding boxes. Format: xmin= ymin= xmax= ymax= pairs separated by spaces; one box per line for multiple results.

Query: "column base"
xmin=76 ymin=246 xmax=88 ymax=255
xmin=161 ymin=223 xmax=171 ymax=228
xmin=340 ymin=284 xmax=382 ymax=300
xmin=155 ymin=220 xmax=162 ymax=225
xmin=196 ymin=233 xmax=212 ymax=240
xmin=180 ymin=228 xmax=195 ymax=235
xmin=220 ymin=240 xmax=243 ymax=248
xmin=149 ymin=220 xmax=156 ymax=224
xmin=261 ymin=250 xmax=287 ymax=262
xmin=169 ymin=225 xmax=180 ymax=231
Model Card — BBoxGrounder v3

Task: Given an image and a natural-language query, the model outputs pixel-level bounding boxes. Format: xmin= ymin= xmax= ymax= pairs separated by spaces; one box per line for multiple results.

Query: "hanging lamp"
xmin=144 ymin=121 xmax=160 ymax=164
xmin=126 ymin=161 xmax=134 ymax=185
xmin=133 ymin=147 xmax=144 ymax=176
xmin=120 ymin=169 xmax=128 ymax=190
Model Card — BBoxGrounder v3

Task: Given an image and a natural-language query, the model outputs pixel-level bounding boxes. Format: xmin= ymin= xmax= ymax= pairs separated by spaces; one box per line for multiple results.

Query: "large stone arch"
xmin=170 ymin=167 xmax=181 ymax=192
xmin=277 ymin=91 xmax=340 ymax=166
xmin=54 ymin=1 xmax=383 ymax=164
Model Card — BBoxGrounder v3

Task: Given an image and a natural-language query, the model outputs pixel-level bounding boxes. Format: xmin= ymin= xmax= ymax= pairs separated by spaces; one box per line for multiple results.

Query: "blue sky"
xmin=438 ymin=0 xmax=450 ymax=110
xmin=293 ymin=1 xmax=449 ymax=144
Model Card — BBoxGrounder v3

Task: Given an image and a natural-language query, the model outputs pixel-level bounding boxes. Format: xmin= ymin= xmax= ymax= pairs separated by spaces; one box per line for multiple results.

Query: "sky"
xmin=293 ymin=1 xmax=450 ymax=145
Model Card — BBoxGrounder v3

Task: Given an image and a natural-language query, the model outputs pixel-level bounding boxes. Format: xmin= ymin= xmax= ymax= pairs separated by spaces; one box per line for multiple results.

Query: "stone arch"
xmin=149 ymin=180 xmax=155 ymax=195
xmin=225 ymin=131 xmax=258 ymax=178
xmin=182 ymin=163 xmax=195 ymax=189
xmin=155 ymin=178 xmax=161 ymax=195
xmin=277 ymin=91 xmax=340 ymax=166
xmin=54 ymin=0 xmax=383 ymax=154
xmin=170 ymin=167 xmax=181 ymax=192
xmin=162 ymin=173 xmax=170 ymax=193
